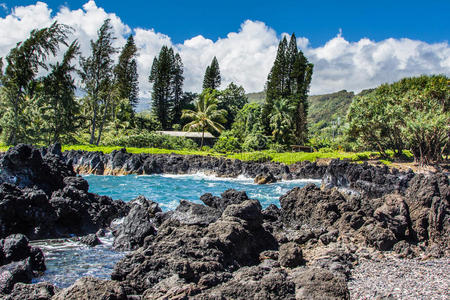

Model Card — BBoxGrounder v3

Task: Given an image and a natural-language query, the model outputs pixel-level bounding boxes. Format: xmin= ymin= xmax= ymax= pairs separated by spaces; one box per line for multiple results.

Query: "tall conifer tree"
xmin=149 ymin=46 xmax=184 ymax=129
xmin=114 ymin=35 xmax=139 ymax=110
xmin=263 ymin=33 xmax=313 ymax=144
xmin=202 ymin=56 xmax=221 ymax=90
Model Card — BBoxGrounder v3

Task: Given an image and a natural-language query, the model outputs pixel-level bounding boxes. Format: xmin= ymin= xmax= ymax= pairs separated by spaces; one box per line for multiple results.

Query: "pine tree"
xmin=262 ymin=33 xmax=313 ymax=144
xmin=149 ymin=46 xmax=184 ymax=129
xmin=79 ymin=19 xmax=117 ymax=145
xmin=170 ymin=53 xmax=184 ymax=124
xmin=114 ymin=35 xmax=139 ymax=111
xmin=202 ymin=56 xmax=221 ymax=90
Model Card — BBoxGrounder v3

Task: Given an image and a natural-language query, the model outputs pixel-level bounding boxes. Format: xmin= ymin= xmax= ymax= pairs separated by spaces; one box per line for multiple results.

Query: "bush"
xmin=103 ymin=131 xmax=197 ymax=150
xmin=268 ymin=143 xmax=288 ymax=152
xmin=242 ymin=132 xmax=269 ymax=151
xmin=213 ymin=131 xmax=241 ymax=153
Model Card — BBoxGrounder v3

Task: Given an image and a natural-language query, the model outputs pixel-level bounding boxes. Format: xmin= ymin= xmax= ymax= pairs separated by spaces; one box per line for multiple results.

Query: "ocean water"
xmin=32 ymin=174 xmax=321 ymax=288
xmin=84 ymin=173 xmax=321 ymax=210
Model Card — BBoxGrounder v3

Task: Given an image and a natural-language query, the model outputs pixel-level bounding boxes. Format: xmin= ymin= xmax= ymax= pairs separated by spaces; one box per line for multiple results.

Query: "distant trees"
xmin=263 ymin=33 xmax=313 ymax=145
xmin=79 ymin=19 xmax=117 ymax=145
xmin=202 ymin=56 xmax=221 ymax=90
xmin=149 ymin=46 xmax=184 ymax=129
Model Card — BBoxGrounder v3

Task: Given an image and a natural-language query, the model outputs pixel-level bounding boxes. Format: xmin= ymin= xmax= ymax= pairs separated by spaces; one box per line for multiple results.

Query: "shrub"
xmin=242 ymin=132 xmax=269 ymax=151
xmin=103 ymin=132 xmax=197 ymax=150
xmin=213 ymin=131 xmax=241 ymax=153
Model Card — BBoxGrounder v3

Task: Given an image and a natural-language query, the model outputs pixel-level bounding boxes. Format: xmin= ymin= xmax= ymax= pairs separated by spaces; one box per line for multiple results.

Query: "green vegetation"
xmin=182 ymin=90 xmax=227 ymax=148
xmin=0 ymin=21 xmax=447 ymax=166
xmin=348 ymin=75 xmax=449 ymax=164
xmin=202 ymin=56 xmax=221 ymax=90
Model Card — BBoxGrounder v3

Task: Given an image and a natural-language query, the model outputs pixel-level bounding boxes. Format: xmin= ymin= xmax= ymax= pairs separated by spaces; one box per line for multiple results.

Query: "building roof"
xmin=156 ymin=131 xmax=216 ymax=139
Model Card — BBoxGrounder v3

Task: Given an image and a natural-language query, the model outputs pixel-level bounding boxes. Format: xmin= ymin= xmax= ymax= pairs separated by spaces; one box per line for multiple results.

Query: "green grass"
xmin=0 ymin=143 xmax=413 ymax=166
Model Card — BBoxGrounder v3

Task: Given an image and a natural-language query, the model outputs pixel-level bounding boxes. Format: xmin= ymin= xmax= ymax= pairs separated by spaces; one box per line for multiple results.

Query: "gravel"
xmin=348 ymin=257 xmax=450 ymax=299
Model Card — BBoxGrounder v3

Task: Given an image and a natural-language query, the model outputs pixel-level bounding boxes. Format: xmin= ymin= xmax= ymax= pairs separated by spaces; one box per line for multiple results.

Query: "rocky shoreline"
xmin=0 ymin=144 xmax=448 ymax=299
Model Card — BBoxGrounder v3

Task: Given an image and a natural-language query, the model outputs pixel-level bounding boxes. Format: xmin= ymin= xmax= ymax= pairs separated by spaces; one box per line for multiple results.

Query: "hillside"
xmin=307 ymin=90 xmax=355 ymax=126
xmin=246 ymin=91 xmax=266 ymax=103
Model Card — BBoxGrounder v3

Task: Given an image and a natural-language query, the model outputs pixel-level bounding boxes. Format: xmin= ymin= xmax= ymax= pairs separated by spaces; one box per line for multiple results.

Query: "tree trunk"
xmin=96 ymin=98 xmax=109 ymax=146
xmin=200 ymin=128 xmax=205 ymax=149
xmin=89 ymin=104 xmax=98 ymax=144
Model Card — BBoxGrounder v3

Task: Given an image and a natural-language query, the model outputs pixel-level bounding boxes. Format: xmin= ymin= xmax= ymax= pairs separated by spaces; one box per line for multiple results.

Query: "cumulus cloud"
xmin=0 ymin=1 xmax=449 ymax=104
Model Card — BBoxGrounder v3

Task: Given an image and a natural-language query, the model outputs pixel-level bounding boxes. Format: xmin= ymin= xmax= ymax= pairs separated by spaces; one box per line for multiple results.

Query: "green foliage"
xmin=242 ymin=132 xmax=269 ymax=151
xmin=182 ymin=90 xmax=227 ymax=148
xmin=213 ymin=131 xmax=241 ymax=153
xmin=202 ymin=56 xmax=221 ymax=90
xmin=269 ymin=98 xmax=295 ymax=144
xmin=229 ymin=151 xmax=273 ymax=163
xmin=218 ymin=82 xmax=248 ymax=129
xmin=262 ymin=33 xmax=313 ymax=144
xmin=347 ymin=75 xmax=449 ymax=164
xmin=79 ymin=18 xmax=117 ymax=145
xmin=114 ymin=35 xmax=139 ymax=111
xmin=0 ymin=21 xmax=71 ymax=145
xmin=103 ymin=131 xmax=197 ymax=150
xmin=149 ymin=46 xmax=184 ymax=129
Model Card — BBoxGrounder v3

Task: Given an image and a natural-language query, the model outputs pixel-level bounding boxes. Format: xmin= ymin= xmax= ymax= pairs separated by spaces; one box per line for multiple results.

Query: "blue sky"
xmin=0 ymin=1 xmax=449 ymax=96
xmin=1 ymin=0 xmax=449 ymax=47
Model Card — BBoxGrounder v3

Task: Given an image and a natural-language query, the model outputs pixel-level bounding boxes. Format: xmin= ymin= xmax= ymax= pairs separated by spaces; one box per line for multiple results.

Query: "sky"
xmin=0 ymin=0 xmax=449 ymax=102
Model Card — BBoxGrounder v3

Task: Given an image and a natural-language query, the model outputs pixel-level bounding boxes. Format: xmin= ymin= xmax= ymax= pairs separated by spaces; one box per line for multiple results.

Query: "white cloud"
xmin=0 ymin=1 xmax=449 ymax=104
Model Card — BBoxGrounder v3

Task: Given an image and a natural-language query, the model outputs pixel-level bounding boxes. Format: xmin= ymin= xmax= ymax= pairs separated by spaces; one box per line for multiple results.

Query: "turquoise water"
xmin=33 ymin=174 xmax=320 ymax=288
xmin=84 ymin=173 xmax=321 ymax=210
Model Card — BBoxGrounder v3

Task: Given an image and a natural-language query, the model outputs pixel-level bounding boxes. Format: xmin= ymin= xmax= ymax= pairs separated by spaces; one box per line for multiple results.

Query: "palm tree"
xmin=182 ymin=90 xmax=227 ymax=148
xmin=269 ymin=98 xmax=295 ymax=145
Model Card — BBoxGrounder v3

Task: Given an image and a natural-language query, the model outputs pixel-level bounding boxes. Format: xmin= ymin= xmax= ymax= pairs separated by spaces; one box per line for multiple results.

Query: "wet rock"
xmin=0 ymin=259 xmax=33 ymax=294
xmin=52 ymin=277 xmax=127 ymax=300
xmin=4 ymin=282 xmax=58 ymax=300
xmin=279 ymin=242 xmax=304 ymax=268
xmin=79 ymin=234 xmax=101 ymax=247
xmin=113 ymin=196 xmax=161 ymax=251
xmin=254 ymin=172 xmax=277 ymax=184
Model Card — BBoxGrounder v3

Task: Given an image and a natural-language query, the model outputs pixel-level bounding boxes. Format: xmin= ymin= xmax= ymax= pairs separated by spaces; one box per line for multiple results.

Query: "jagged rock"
xmin=195 ymin=265 xmax=296 ymax=299
xmin=280 ymin=184 xmax=345 ymax=231
xmin=293 ymin=267 xmax=350 ymax=300
xmin=404 ymin=173 xmax=449 ymax=247
xmin=52 ymin=277 xmax=127 ymax=300
xmin=0 ymin=259 xmax=33 ymax=294
xmin=322 ymin=160 xmax=413 ymax=198
xmin=111 ymin=199 xmax=277 ymax=294
xmin=168 ymin=199 xmax=221 ymax=226
xmin=79 ymin=234 xmax=101 ymax=247
xmin=113 ymin=196 xmax=161 ymax=250
xmin=200 ymin=189 xmax=250 ymax=211
xmin=4 ymin=282 xmax=58 ymax=300
xmin=0 ymin=144 xmax=127 ymax=240
xmin=279 ymin=242 xmax=304 ymax=268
